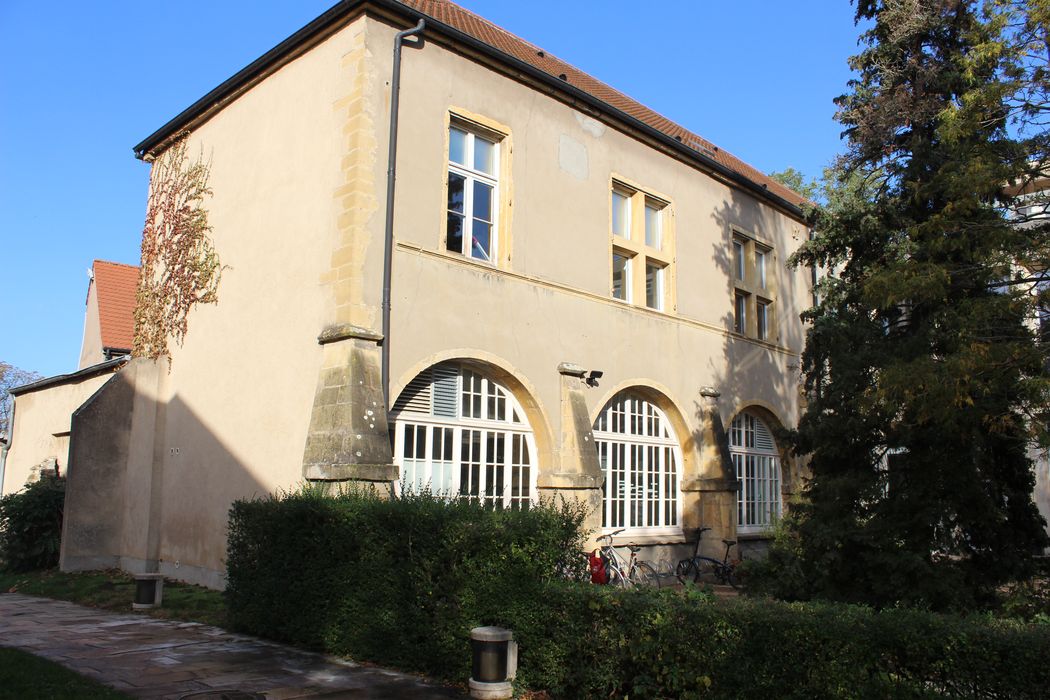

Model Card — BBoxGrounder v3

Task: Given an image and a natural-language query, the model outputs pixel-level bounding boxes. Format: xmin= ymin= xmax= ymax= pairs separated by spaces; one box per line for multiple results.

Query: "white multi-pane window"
xmin=594 ymin=392 xmax=682 ymax=534
xmin=392 ymin=363 xmax=533 ymax=509
xmin=730 ymin=412 xmax=782 ymax=532
xmin=447 ymin=125 xmax=499 ymax=263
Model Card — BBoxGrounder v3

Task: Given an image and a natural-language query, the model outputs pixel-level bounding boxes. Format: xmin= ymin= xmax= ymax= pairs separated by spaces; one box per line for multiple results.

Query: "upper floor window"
xmin=447 ymin=123 xmax=500 ymax=263
xmin=609 ymin=181 xmax=674 ymax=312
xmin=730 ymin=230 xmax=776 ymax=341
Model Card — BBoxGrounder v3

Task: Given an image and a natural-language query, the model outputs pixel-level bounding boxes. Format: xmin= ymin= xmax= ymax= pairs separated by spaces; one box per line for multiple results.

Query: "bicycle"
xmin=595 ymin=528 xmax=661 ymax=588
xmin=675 ymin=527 xmax=739 ymax=589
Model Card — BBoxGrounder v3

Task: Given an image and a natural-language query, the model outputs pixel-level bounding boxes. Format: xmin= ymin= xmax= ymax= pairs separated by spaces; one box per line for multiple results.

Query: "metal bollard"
xmin=132 ymin=573 xmax=165 ymax=610
xmin=469 ymin=626 xmax=516 ymax=699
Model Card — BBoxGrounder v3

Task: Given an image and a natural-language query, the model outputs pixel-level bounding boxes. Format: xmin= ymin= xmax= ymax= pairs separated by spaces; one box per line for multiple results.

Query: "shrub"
xmin=226 ymin=488 xmax=1050 ymax=698
xmin=0 ymin=474 xmax=65 ymax=572
xmin=226 ymin=487 xmax=587 ymax=686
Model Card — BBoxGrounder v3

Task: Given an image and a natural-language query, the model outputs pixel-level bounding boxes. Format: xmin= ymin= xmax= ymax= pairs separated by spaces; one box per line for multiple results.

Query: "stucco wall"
xmin=78 ymin=279 xmax=104 ymax=369
xmin=381 ymin=16 xmax=810 ymax=438
xmin=95 ymin=11 xmax=813 ymax=584
xmin=3 ymin=372 xmax=114 ymax=495
xmin=123 ymin=15 xmax=370 ymax=584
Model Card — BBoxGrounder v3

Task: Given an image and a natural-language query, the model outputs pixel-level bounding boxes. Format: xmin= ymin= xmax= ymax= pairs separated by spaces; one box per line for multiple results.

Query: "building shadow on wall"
xmin=692 ymin=187 xmax=810 ymax=557
xmin=61 ymin=359 xmax=276 ymax=590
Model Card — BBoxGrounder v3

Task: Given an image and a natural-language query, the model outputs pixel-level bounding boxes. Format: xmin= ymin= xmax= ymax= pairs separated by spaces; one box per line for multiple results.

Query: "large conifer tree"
xmin=788 ymin=0 xmax=1050 ymax=609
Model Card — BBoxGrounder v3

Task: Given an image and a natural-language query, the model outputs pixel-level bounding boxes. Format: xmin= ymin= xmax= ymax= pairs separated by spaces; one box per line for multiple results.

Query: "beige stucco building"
xmin=1 ymin=259 xmax=137 ymax=498
xmin=57 ymin=0 xmax=819 ymax=589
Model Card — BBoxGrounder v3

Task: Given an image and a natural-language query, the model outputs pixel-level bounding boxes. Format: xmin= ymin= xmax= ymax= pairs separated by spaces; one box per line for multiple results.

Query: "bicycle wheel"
xmin=691 ymin=558 xmax=722 ymax=586
xmin=675 ymin=558 xmax=696 ymax=585
xmin=607 ymin=565 xmax=630 ymax=589
xmin=629 ymin=561 xmax=661 ymax=589
xmin=720 ymin=565 xmax=740 ymax=589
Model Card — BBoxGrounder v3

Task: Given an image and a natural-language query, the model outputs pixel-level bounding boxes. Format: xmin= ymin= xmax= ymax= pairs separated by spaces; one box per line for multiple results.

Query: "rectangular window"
xmin=612 ymin=252 xmax=632 ymax=301
xmin=734 ymin=292 xmax=748 ymax=334
xmin=733 ymin=239 xmax=745 ymax=280
xmin=447 ymin=124 xmax=499 ymax=263
xmin=645 ymin=262 xmax=664 ymax=310
xmin=756 ymin=299 xmax=769 ymax=340
xmin=644 ymin=202 xmax=662 ymax=249
xmin=611 ymin=189 xmax=631 ymax=238
xmin=610 ymin=181 xmax=673 ymax=311
xmin=731 ymin=231 xmax=777 ymax=341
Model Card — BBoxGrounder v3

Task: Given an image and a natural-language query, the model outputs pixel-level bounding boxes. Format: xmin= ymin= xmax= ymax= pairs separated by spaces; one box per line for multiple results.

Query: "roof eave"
xmin=9 ymin=357 xmax=128 ymax=397
xmin=132 ymin=0 xmax=805 ymax=219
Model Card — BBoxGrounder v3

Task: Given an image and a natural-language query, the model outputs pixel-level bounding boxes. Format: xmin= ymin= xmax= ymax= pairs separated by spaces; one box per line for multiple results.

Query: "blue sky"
xmin=0 ymin=1 xmax=860 ymax=378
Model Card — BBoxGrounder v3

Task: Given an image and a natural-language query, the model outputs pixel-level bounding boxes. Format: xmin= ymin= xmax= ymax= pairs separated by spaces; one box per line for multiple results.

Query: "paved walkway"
xmin=0 ymin=594 xmax=463 ymax=699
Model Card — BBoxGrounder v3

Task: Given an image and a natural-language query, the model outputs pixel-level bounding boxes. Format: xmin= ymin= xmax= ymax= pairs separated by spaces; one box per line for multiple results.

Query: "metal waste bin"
xmin=469 ymin=626 xmax=516 ymax=699
xmin=132 ymin=573 xmax=165 ymax=610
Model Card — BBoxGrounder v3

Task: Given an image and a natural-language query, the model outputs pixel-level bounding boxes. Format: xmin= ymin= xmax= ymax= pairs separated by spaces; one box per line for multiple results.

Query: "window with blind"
xmin=729 ymin=411 xmax=782 ymax=531
xmin=391 ymin=363 xmax=534 ymax=510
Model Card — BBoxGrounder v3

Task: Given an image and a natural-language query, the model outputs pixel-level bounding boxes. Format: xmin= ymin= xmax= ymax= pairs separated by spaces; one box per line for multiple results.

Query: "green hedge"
xmin=225 ymin=488 xmax=587 ymax=682
xmin=226 ymin=489 xmax=1050 ymax=698
xmin=0 ymin=474 xmax=65 ymax=572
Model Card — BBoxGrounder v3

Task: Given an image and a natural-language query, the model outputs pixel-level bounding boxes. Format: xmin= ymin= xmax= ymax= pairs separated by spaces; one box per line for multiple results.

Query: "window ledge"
xmin=606 ymin=530 xmax=686 ymax=546
xmin=736 ymin=530 xmax=773 ymax=541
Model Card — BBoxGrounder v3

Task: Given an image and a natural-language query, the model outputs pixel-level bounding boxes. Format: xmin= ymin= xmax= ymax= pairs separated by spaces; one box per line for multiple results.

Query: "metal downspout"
xmin=381 ymin=19 xmax=426 ymax=411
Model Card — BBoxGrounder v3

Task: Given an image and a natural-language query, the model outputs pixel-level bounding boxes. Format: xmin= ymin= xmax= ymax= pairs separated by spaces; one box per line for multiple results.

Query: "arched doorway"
xmin=390 ymin=362 xmax=536 ymax=509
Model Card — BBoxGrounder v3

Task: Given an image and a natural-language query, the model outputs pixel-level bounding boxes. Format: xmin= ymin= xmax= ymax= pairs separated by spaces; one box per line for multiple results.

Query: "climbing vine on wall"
xmin=133 ymin=134 xmax=223 ymax=361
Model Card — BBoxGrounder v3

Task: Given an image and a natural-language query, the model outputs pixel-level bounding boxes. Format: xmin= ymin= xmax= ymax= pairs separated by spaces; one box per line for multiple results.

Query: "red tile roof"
xmin=92 ymin=260 xmax=139 ymax=352
xmin=400 ymin=0 xmax=807 ymax=208
xmin=134 ymin=0 xmax=808 ymax=211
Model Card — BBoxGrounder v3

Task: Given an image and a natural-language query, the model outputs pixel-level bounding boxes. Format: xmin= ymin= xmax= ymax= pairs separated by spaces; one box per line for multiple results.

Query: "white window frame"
xmin=734 ymin=292 xmax=748 ymax=334
xmin=645 ymin=261 xmax=665 ymax=311
xmin=730 ymin=412 xmax=782 ymax=533
xmin=612 ymin=250 xmax=633 ymax=302
xmin=392 ymin=365 xmax=536 ymax=510
xmin=733 ymin=238 xmax=745 ymax=280
xmin=612 ymin=188 xmax=632 ymax=239
xmin=756 ymin=299 xmax=770 ymax=340
xmin=644 ymin=200 xmax=662 ymax=249
xmin=594 ymin=392 xmax=683 ymax=537
xmin=447 ymin=125 xmax=500 ymax=264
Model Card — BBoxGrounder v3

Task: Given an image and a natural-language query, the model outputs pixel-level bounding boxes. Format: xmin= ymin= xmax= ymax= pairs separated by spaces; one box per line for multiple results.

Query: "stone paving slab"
xmin=0 ymin=593 xmax=464 ymax=699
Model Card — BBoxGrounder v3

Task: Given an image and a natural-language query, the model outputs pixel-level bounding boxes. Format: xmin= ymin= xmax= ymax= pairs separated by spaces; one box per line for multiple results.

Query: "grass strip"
xmin=0 ymin=568 xmax=226 ymax=627
xmin=0 ymin=647 xmax=131 ymax=699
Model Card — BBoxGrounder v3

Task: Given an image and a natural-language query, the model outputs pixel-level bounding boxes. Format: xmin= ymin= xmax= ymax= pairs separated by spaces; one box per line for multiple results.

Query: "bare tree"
xmin=0 ymin=362 xmax=42 ymax=436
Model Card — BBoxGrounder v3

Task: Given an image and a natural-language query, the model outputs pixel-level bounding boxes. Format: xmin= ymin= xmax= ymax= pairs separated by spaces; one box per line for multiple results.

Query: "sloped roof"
xmin=92 ymin=260 xmax=139 ymax=352
xmin=399 ymin=0 xmax=806 ymax=208
xmin=133 ymin=0 xmax=807 ymax=213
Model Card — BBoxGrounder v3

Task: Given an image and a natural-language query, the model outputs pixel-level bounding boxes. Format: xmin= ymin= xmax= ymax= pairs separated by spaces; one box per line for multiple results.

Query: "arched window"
xmin=391 ymin=363 xmax=534 ymax=509
xmin=593 ymin=392 xmax=681 ymax=533
xmin=729 ymin=411 xmax=782 ymax=531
